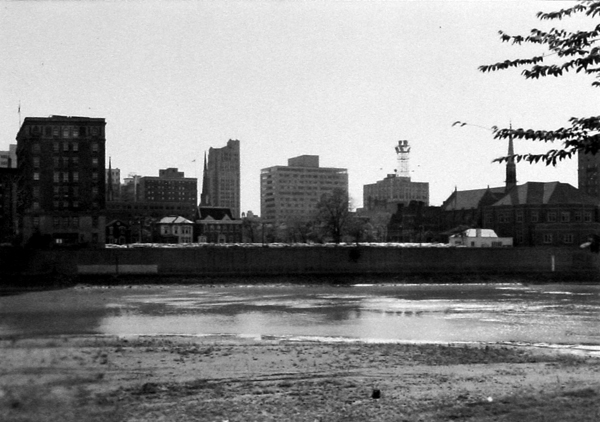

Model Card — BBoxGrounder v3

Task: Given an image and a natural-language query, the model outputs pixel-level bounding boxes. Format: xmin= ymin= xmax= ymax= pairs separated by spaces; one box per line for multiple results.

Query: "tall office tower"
xmin=200 ymin=139 xmax=241 ymax=218
xmin=0 ymin=144 xmax=17 ymax=168
xmin=578 ymin=151 xmax=600 ymax=198
xmin=363 ymin=141 xmax=429 ymax=212
xmin=260 ymin=155 xmax=349 ymax=226
xmin=16 ymin=115 xmax=107 ymax=246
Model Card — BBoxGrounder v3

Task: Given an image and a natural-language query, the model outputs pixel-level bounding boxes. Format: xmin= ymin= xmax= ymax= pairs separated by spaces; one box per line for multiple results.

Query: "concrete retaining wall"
xmin=13 ymin=246 xmax=600 ymax=280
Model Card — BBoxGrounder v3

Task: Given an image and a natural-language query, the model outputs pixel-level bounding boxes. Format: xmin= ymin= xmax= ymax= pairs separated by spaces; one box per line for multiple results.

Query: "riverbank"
xmin=1 ymin=335 xmax=599 ymax=421
xmin=2 ymin=270 xmax=599 ymax=297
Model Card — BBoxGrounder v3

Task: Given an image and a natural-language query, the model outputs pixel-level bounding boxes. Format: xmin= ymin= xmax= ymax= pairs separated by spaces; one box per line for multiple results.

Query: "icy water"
xmin=1 ymin=283 xmax=600 ymax=350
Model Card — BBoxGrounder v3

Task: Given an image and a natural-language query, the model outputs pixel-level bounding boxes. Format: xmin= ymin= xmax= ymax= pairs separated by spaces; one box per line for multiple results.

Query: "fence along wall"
xmin=19 ymin=246 xmax=600 ymax=279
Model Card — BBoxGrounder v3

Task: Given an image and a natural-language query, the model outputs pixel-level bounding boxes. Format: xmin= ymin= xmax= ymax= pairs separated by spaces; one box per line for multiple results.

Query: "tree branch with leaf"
xmin=480 ymin=1 xmax=600 ymax=165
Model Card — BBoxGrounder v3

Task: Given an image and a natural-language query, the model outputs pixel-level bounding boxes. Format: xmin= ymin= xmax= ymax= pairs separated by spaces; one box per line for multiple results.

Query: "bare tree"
xmin=314 ymin=188 xmax=352 ymax=244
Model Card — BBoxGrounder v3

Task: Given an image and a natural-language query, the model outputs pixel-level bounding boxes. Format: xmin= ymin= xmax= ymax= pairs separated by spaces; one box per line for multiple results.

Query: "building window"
xmin=33 ymin=186 xmax=40 ymax=199
xmin=32 ymin=143 xmax=40 ymax=154
xmin=72 ymin=127 xmax=79 ymax=138
xmin=92 ymin=157 xmax=98 ymax=166
xmin=53 ymin=217 xmax=60 ymax=228
xmin=584 ymin=212 xmax=592 ymax=223
xmin=561 ymin=212 xmax=570 ymax=223
xmin=72 ymin=142 xmax=78 ymax=152
xmin=516 ymin=230 xmax=524 ymax=244
xmin=53 ymin=126 xmax=59 ymax=137
xmin=574 ymin=212 xmax=582 ymax=222
xmin=33 ymin=217 xmax=40 ymax=227
xmin=73 ymin=172 xmax=79 ymax=182
xmin=92 ymin=142 xmax=98 ymax=152
xmin=563 ymin=234 xmax=574 ymax=244
xmin=547 ymin=212 xmax=557 ymax=223
xmin=33 ymin=157 xmax=40 ymax=168
xmin=33 ymin=172 xmax=40 ymax=181
xmin=515 ymin=210 xmax=524 ymax=223
xmin=531 ymin=211 xmax=539 ymax=223
xmin=53 ymin=142 xmax=59 ymax=153
xmin=63 ymin=127 xmax=70 ymax=138
xmin=63 ymin=142 xmax=69 ymax=152
xmin=543 ymin=234 xmax=553 ymax=244
xmin=484 ymin=213 xmax=492 ymax=225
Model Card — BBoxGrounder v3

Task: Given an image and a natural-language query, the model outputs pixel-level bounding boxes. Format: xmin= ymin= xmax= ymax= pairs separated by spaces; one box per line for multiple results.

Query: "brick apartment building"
xmin=107 ymin=168 xmax=197 ymax=223
xmin=16 ymin=115 xmax=107 ymax=246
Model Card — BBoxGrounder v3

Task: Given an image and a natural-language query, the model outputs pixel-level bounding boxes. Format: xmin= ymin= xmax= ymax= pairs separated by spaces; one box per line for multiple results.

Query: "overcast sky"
xmin=1 ymin=1 xmax=597 ymax=213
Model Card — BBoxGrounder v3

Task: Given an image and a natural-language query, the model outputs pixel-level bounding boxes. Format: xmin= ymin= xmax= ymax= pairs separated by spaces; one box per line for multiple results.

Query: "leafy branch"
xmin=480 ymin=0 xmax=600 ymax=165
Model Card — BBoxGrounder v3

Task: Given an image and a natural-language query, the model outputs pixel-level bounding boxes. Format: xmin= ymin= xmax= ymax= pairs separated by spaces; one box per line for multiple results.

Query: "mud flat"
xmin=1 ymin=335 xmax=600 ymax=421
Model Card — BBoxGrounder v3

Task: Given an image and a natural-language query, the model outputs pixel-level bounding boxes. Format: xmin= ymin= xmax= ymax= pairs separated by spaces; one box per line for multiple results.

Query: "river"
xmin=1 ymin=283 xmax=599 ymax=352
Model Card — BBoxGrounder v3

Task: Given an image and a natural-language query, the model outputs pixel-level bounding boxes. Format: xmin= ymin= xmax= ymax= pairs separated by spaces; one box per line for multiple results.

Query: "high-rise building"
xmin=200 ymin=139 xmax=241 ymax=218
xmin=260 ymin=155 xmax=348 ymax=225
xmin=16 ymin=115 xmax=107 ymax=246
xmin=363 ymin=141 xmax=429 ymax=212
xmin=0 ymin=167 xmax=18 ymax=242
xmin=0 ymin=144 xmax=17 ymax=168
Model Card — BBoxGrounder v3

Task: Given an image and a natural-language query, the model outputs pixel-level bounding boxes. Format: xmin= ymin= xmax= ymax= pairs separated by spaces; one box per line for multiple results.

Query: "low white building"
xmin=157 ymin=216 xmax=194 ymax=243
xmin=449 ymin=228 xmax=513 ymax=247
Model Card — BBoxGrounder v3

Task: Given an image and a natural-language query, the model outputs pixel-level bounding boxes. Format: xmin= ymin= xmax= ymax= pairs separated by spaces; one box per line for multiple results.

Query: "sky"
xmin=1 ymin=1 xmax=597 ymax=214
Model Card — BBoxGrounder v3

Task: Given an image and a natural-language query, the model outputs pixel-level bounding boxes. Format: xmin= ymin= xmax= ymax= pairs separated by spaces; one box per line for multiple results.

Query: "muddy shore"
xmin=1 ymin=335 xmax=599 ymax=421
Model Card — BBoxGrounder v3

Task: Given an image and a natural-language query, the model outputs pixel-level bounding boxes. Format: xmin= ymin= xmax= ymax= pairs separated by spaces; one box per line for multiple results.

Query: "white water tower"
xmin=394 ymin=140 xmax=410 ymax=178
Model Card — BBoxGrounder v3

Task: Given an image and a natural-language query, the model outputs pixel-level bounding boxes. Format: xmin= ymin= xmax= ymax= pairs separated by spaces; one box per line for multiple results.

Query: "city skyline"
xmin=1 ymin=1 xmax=596 ymax=213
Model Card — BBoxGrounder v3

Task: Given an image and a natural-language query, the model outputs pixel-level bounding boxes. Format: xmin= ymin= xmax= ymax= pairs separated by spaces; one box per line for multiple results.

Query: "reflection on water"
xmin=1 ymin=283 xmax=600 ymax=347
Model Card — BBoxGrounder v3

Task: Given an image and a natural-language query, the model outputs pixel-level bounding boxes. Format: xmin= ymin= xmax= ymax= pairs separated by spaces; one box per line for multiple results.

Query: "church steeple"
xmin=200 ymin=151 xmax=210 ymax=206
xmin=505 ymin=124 xmax=517 ymax=192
